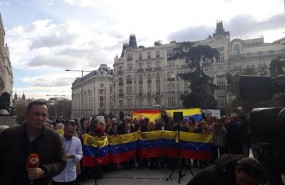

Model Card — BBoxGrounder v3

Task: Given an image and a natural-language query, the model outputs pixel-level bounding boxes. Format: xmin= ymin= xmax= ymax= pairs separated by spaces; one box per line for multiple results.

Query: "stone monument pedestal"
xmin=0 ymin=115 xmax=17 ymax=127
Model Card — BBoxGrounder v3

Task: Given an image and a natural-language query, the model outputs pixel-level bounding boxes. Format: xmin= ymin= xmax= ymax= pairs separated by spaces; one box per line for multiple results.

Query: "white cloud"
xmin=3 ymin=0 xmax=284 ymax=99
xmin=64 ymin=0 xmax=99 ymax=7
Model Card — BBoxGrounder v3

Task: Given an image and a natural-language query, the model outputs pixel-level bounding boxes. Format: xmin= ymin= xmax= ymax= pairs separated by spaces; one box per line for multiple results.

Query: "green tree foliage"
xmin=270 ymin=56 xmax=285 ymax=105
xmin=226 ymin=68 xmax=277 ymax=112
xmin=169 ymin=42 xmax=219 ymax=109
xmin=270 ymin=56 xmax=285 ymax=77
xmin=15 ymin=103 xmax=27 ymax=124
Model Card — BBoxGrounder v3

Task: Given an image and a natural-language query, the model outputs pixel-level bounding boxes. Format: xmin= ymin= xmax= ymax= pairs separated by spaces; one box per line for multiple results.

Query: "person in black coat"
xmin=186 ymin=154 xmax=265 ymax=185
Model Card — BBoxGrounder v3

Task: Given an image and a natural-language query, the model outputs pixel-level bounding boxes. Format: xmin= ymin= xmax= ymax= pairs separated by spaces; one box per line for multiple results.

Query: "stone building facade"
xmin=0 ymin=14 xmax=13 ymax=102
xmin=70 ymin=22 xmax=285 ymax=118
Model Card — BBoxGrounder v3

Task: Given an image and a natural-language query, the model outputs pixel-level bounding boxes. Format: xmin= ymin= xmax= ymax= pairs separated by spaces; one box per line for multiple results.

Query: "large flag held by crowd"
xmin=82 ymin=131 xmax=213 ymax=166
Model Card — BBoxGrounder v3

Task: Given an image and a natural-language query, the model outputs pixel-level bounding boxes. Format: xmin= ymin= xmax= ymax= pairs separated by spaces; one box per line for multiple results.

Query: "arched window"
xmin=234 ymin=44 xmax=240 ymax=55
xmin=139 ymin=75 xmax=143 ymax=84
xmin=156 ymin=73 xmax=160 ymax=82
xmin=127 ymin=75 xmax=132 ymax=84
xmin=119 ymin=78 xmax=123 ymax=85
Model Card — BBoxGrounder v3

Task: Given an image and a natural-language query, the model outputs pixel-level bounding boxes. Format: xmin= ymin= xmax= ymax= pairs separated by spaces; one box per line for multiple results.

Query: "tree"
xmin=14 ymin=103 xmax=27 ymax=124
xmin=169 ymin=42 xmax=219 ymax=108
xmin=270 ymin=56 xmax=285 ymax=105
xmin=226 ymin=68 xmax=276 ymax=112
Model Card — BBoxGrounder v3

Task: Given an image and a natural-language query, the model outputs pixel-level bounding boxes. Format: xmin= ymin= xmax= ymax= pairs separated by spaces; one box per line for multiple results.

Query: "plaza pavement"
xmin=80 ymin=166 xmax=202 ymax=185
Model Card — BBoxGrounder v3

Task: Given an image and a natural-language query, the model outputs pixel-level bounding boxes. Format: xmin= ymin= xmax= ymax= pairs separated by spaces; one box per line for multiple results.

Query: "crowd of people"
xmin=0 ymin=100 xmax=270 ymax=185
xmin=46 ymin=107 xmax=259 ymax=179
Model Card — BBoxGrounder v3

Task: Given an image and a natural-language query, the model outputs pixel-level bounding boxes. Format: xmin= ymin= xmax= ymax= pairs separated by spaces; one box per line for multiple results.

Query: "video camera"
xmin=239 ymin=75 xmax=285 ymax=143
xmin=239 ymin=75 xmax=285 ymax=174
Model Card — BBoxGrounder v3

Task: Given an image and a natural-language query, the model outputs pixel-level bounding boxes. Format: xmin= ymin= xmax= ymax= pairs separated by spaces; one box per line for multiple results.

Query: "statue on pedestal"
xmin=0 ymin=92 xmax=15 ymax=116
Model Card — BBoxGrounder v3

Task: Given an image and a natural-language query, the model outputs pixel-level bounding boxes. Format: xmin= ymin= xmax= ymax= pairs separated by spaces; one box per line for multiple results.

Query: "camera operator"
xmin=186 ymin=154 xmax=265 ymax=185
xmin=236 ymin=107 xmax=251 ymax=157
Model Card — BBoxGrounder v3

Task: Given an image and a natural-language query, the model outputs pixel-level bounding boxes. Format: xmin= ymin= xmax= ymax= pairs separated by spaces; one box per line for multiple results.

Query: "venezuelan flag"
xmin=108 ymin=132 xmax=139 ymax=163
xmin=167 ymin=108 xmax=202 ymax=122
xmin=82 ymin=134 xmax=110 ymax=166
xmin=139 ymin=130 xmax=180 ymax=158
xmin=132 ymin=110 xmax=161 ymax=122
xmin=179 ymin=132 xmax=213 ymax=160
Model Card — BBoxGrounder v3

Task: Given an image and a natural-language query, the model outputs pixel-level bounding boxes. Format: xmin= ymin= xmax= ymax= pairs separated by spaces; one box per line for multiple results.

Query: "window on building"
xmin=219 ymin=54 xmax=224 ymax=62
xmin=119 ymin=78 xmax=123 ymax=85
xmin=147 ymin=62 xmax=151 ymax=69
xmin=156 ymin=61 xmax=160 ymax=67
xmin=139 ymin=53 xmax=142 ymax=60
xmin=127 ymin=64 xmax=133 ymax=70
xmin=127 ymin=99 xmax=132 ymax=107
xmin=234 ymin=44 xmax=240 ymax=55
xmin=100 ymin=90 xmax=104 ymax=95
xmin=139 ymin=75 xmax=143 ymax=83
xmin=156 ymin=86 xmax=160 ymax=94
xmin=119 ymin=66 xmax=123 ymax=71
xmin=147 ymin=74 xmax=151 ymax=82
xmin=168 ymin=61 xmax=175 ymax=67
xmin=168 ymin=98 xmax=175 ymax=106
xmin=184 ymin=83 xmax=189 ymax=93
xmin=156 ymin=51 xmax=160 ymax=58
xmin=258 ymin=51 xmax=263 ymax=55
xmin=119 ymin=89 xmax=123 ymax=94
xmin=127 ymin=87 xmax=132 ymax=95
xmin=127 ymin=54 xmax=133 ymax=61
xmin=139 ymin=63 xmax=143 ymax=69
xmin=100 ymin=84 xmax=104 ymax=88
xmin=139 ymin=99 xmax=143 ymax=106
xmin=127 ymin=75 xmax=132 ymax=83
xmin=147 ymin=98 xmax=152 ymax=106
xmin=167 ymin=85 xmax=175 ymax=93
xmin=167 ymin=49 xmax=173 ymax=57
xmin=119 ymin=100 xmax=123 ymax=106
xmin=217 ymin=68 xmax=225 ymax=75
xmin=148 ymin=86 xmax=151 ymax=93
xmin=147 ymin=52 xmax=151 ymax=59
xmin=139 ymin=86 xmax=143 ymax=93
xmin=217 ymin=81 xmax=225 ymax=90
xmin=156 ymin=73 xmax=160 ymax=82
xmin=218 ymin=96 xmax=226 ymax=107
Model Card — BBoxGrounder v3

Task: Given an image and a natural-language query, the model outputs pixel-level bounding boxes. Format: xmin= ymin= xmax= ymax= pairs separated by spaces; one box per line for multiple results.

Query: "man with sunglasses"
xmin=0 ymin=99 xmax=67 ymax=185
xmin=186 ymin=154 xmax=265 ymax=185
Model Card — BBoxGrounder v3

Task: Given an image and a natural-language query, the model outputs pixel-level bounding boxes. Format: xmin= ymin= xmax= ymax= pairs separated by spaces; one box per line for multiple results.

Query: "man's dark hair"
xmin=64 ymin=120 xmax=76 ymax=128
xmin=236 ymin=158 xmax=264 ymax=179
xmin=27 ymin=99 xmax=48 ymax=111
xmin=80 ymin=118 xmax=87 ymax=124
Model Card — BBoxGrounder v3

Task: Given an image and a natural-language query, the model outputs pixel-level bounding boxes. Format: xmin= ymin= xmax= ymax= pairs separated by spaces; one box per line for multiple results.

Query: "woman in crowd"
xmin=77 ymin=118 xmax=90 ymax=141
xmin=212 ymin=117 xmax=227 ymax=163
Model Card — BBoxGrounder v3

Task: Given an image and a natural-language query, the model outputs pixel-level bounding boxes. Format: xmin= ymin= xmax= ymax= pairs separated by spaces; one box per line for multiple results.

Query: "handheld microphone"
xmin=26 ymin=154 xmax=40 ymax=184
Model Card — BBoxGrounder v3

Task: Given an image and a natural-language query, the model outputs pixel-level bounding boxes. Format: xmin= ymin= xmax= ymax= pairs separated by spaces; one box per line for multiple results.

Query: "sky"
xmin=0 ymin=0 xmax=284 ymax=100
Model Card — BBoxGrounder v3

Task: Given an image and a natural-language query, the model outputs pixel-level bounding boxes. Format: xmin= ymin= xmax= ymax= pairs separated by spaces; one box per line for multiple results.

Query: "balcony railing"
xmin=145 ymin=68 xmax=152 ymax=72
xmin=118 ymin=82 xmax=124 ymax=85
xmin=153 ymin=67 xmax=161 ymax=71
xmin=167 ymin=78 xmax=175 ymax=81
xmin=147 ymin=80 xmax=152 ymax=83
xmin=118 ymin=71 xmax=124 ymax=74
xmin=118 ymin=93 xmax=124 ymax=97
xmin=126 ymin=81 xmax=132 ymax=84
xmin=139 ymin=80 xmax=143 ymax=84
xmin=156 ymin=80 xmax=160 ymax=83
xmin=137 ymin=69 xmax=144 ymax=72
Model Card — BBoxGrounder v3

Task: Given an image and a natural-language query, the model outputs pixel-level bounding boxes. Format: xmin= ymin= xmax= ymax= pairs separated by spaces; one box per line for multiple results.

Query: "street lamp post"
xmin=65 ymin=69 xmax=92 ymax=78
xmin=46 ymin=95 xmax=66 ymax=117
xmin=65 ymin=69 xmax=92 ymax=117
